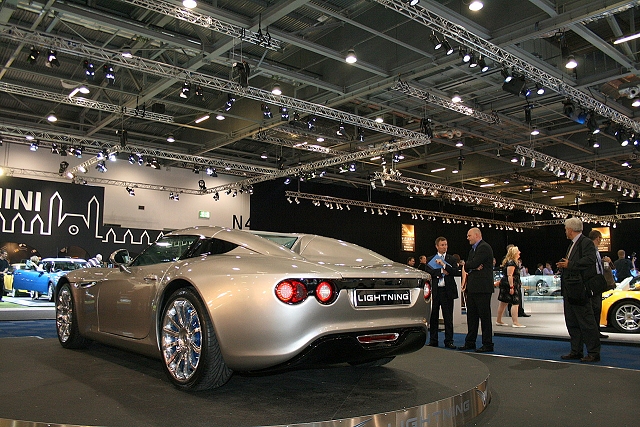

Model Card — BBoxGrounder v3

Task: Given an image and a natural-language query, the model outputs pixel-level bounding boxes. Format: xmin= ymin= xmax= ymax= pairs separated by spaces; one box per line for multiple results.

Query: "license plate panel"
xmin=353 ymin=289 xmax=411 ymax=307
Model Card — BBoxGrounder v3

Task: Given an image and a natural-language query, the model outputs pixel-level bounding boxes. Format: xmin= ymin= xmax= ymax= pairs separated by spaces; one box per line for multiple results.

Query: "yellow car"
xmin=601 ymin=276 xmax=640 ymax=333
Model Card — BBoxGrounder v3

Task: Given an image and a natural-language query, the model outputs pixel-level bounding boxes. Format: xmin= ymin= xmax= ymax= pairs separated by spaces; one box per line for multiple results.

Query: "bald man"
xmin=458 ymin=228 xmax=495 ymax=353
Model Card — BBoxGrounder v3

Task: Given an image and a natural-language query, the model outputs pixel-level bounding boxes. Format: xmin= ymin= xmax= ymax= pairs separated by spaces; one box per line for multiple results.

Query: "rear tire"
xmin=160 ymin=287 xmax=232 ymax=391
xmin=48 ymin=283 xmax=55 ymax=302
xmin=56 ymin=283 xmax=89 ymax=349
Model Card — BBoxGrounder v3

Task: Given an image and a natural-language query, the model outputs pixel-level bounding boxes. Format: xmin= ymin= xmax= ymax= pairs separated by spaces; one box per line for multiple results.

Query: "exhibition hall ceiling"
xmin=1 ymin=0 xmax=640 ymax=219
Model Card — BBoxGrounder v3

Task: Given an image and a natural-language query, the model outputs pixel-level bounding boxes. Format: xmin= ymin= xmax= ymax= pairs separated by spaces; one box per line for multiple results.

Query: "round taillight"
xmin=275 ymin=280 xmax=308 ymax=304
xmin=423 ymin=280 xmax=432 ymax=301
xmin=315 ymin=281 xmax=335 ymax=303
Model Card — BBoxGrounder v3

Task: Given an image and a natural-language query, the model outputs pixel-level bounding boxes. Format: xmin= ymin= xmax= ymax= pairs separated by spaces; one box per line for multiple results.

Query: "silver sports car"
xmin=55 ymin=226 xmax=432 ymax=391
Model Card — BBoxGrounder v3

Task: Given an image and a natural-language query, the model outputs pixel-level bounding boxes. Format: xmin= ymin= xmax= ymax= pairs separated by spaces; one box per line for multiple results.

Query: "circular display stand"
xmin=0 ymin=338 xmax=489 ymax=427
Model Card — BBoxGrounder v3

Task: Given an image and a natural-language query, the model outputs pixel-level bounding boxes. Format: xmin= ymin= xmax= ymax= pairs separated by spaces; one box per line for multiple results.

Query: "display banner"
xmin=0 ymin=176 xmax=163 ymax=261
xmin=592 ymin=226 xmax=611 ymax=253
xmin=402 ymin=224 xmax=415 ymax=252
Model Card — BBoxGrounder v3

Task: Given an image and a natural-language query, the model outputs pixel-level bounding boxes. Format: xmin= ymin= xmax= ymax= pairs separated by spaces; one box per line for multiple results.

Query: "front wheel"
xmin=610 ymin=301 xmax=640 ymax=333
xmin=56 ymin=283 xmax=89 ymax=348
xmin=160 ymin=288 xmax=232 ymax=391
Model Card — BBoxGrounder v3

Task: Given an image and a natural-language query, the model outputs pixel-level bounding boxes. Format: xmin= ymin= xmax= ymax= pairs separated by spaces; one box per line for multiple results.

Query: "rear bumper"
xmin=245 ymin=326 xmax=427 ymax=373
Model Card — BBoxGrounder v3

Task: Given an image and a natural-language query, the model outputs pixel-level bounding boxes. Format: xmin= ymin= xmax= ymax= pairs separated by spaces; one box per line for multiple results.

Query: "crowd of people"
xmin=406 ymin=220 xmax=636 ymax=362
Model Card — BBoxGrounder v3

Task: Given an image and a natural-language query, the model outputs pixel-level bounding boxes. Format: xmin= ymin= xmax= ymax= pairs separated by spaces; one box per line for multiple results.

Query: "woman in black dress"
xmin=495 ymin=246 xmax=526 ymax=328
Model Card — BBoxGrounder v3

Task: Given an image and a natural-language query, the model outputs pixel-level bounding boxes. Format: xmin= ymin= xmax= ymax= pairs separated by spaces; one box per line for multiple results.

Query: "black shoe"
xmin=457 ymin=344 xmax=476 ymax=351
xmin=580 ymin=355 xmax=600 ymax=363
xmin=599 ymin=333 xmax=609 ymax=339
xmin=427 ymin=341 xmax=439 ymax=347
xmin=444 ymin=343 xmax=456 ymax=349
xmin=520 ymin=313 xmax=531 ymax=317
xmin=561 ymin=353 xmax=583 ymax=360
xmin=475 ymin=346 xmax=494 ymax=353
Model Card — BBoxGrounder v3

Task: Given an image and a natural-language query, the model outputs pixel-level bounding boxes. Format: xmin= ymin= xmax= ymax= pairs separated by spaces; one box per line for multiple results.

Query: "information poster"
xmin=592 ymin=226 xmax=611 ymax=253
xmin=401 ymin=224 xmax=415 ymax=252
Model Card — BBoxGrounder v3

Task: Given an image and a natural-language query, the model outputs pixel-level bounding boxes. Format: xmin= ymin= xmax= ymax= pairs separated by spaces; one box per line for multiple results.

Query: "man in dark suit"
xmin=417 ymin=255 xmax=427 ymax=271
xmin=459 ymin=227 xmax=495 ymax=353
xmin=425 ymin=237 xmax=460 ymax=349
xmin=556 ymin=217 xmax=600 ymax=363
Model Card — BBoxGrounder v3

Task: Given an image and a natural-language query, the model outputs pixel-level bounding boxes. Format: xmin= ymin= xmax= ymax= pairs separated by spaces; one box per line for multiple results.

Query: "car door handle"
xmin=144 ymin=275 xmax=158 ymax=281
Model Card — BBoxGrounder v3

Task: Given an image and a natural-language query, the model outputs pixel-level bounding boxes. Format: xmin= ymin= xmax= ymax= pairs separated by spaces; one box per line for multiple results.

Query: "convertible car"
xmin=12 ymin=258 xmax=87 ymax=301
xmin=601 ymin=275 xmax=640 ymax=333
xmin=55 ymin=226 xmax=432 ymax=391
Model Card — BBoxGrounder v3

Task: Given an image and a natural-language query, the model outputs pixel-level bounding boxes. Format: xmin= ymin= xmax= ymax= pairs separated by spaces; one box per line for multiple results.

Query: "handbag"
xmin=585 ymin=274 xmax=609 ymax=294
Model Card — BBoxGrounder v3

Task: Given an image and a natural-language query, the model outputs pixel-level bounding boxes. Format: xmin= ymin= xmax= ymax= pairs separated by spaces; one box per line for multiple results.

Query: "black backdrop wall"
xmin=251 ymin=180 xmax=640 ymax=271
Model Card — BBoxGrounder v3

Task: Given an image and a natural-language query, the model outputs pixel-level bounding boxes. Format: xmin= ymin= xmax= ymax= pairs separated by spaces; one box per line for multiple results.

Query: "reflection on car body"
xmin=55 ymin=226 xmax=432 ymax=391
xmin=520 ymin=274 xmax=562 ymax=296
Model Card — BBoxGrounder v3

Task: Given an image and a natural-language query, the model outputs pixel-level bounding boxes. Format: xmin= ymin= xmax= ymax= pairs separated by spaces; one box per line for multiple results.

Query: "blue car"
xmin=12 ymin=258 xmax=88 ymax=301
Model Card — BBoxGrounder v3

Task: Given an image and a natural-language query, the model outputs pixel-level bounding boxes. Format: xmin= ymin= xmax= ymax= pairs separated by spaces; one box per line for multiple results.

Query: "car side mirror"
xmin=110 ymin=249 xmax=131 ymax=272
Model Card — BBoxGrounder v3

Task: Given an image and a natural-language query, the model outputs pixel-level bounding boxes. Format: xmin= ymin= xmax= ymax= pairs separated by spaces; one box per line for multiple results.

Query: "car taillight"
xmin=423 ymin=280 xmax=432 ymax=301
xmin=275 ymin=280 xmax=308 ymax=304
xmin=315 ymin=281 xmax=335 ymax=304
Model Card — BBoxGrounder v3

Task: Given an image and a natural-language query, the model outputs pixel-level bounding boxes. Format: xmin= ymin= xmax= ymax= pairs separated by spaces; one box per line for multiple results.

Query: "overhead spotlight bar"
xmin=116 ymin=0 xmax=282 ymax=50
xmin=374 ymin=170 xmax=584 ymax=219
xmin=373 ymin=0 xmax=640 ymax=133
xmin=0 ymin=26 xmax=429 ymax=144
xmin=286 ymin=191 xmax=529 ymax=231
xmin=392 ymin=80 xmax=500 ymax=124
xmin=515 ymin=145 xmax=640 ymax=197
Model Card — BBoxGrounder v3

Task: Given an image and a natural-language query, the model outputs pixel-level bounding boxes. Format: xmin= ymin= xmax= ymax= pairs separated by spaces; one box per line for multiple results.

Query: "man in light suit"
xmin=458 ymin=228 xmax=495 ymax=353
xmin=556 ymin=217 xmax=600 ymax=363
xmin=425 ymin=237 xmax=460 ymax=349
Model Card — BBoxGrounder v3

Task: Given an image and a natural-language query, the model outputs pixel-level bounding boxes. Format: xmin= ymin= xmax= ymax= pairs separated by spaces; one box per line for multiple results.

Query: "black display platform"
xmin=0 ymin=338 xmax=489 ymax=427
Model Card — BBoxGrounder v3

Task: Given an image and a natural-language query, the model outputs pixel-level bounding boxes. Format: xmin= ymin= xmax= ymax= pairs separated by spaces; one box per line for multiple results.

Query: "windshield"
xmin=54 ymin=261 xmax=87 ymax=271
xmin=130 ymin=235 xmax=200 ymax=267
xmin=254 ymin=234 xmax=299 ymax=250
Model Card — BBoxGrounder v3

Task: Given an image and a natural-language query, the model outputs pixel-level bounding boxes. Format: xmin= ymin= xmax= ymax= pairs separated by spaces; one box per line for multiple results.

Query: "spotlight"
xmin=30 ymin=141 xmax=39 ymax=151
xmin=349 ymin=162 xmax=356 ymax=172
xmin=461 ymin=50 xmax=472 ymax=63
xmin=213 ymin=192 xmax=220 ymax=201
xmin=128 ymin=154 xmax=136 ymax=164
xmin=27 ymin=46 xmax=40 ymax=63
xmin=451 ymin=92 xmax=462 ymax=103
xmin=337 ymin=122 xmax=346 ymax=136
xmin=261 ymin=104 xmax=272 ymax=119
xmin=96 ymin=161 xmax=107 ymax=173
xmin=284 ymin=177 xmax=291 ymax=185
xmin=408 ymin=0 xmax=420 ymax=5
xmin=565 ymin=55 xmax=577 ymax=69
xmin=271 ymin=84 xmax=282 ymax=95
xmin=501 ymin=67 xmax=513 ymax=83
xmin=167 ymin=134 xmax=175 ymax=143
xmin=443 ymin=40 xmax=454 ymax=55
xmin=198 ymin=179 xmax=206 ymax=190
xmin=46 ymin=111 xmax=57 ymax=122
xmin=224 ymin=94 xmax=236 ymax=111
xmin=126 ymin=187 xmax=135 ymax=196
xmin=51 ymin=143 xmax=59 ymax=154
xmin=58 ymin=161 xmax=69 ymax=174
xmin=307 ymin=116 xmax=316 ymax=130
xmin=420 ymin=117 xmax=433 ymax=138
xmin=469 ymin=0 xmax=483 ymax=10
xmin=345 ymin=48 xmax=357 ymax=64
xmin=357 ymin=127 xmax=365 ymax=142
xmin=536 ymin=84 xmax=545 ymax=95
xmin=430 ymin=33 xmax=443 ymax=50
xmin=83 ymin=59 xmax=95 ymax=80
xmin=279 ymin=106 xmax=289 ymax=121
xmin=45 ymin=50 xmax=59 ymax=67
xmin=261 ymin=151 xmax=268 ymax=159
xmin=563 ymin=99 xmax=576 ymax=118
xmin=183 ymin=0 xmax=197 ymax=8
xmin=233 ymin=60 xmax=250 ymax=87
xmin=477 ymin=55 xmax=489 ymax=72
xmin=193 ymin=165 xmax=201 ymax=174
xmin=586 ymin=111 xmax=600 ymax=134
xmin=180 ymin=81 xmax=191 ymax=98
xmin=103 ymin=64 xmax=115 ymax=85
xmin=468 ymin=53 xmax=478 ymax=68
xmin=108 ymin=151 xmax=117 ymax=162
xmin=194 ymin=85 xmax=204 ymax=99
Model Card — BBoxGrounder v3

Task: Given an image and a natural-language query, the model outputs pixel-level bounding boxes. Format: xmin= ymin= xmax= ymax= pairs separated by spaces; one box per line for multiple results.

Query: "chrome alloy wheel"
xmin=614 ymin=302 xmax=640 ymax=332
xmin=162 ymin=298 xmax=203 ymax=382
xmin=56 ymin=285 xmax=73 ymax=343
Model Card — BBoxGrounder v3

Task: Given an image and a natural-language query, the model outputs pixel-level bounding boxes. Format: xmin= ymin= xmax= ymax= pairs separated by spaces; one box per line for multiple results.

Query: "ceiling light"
xmin=501 ymin=67 xmax=513 ymax=83
xmin=478 ymin=55 xmax=489 ymax=72
xmin=375 ymin=116 xmax=384 ymax=123
xmin=443 ymin=40 xmax=454 ymax=55
xmin=409 ymin=0 xmax=420 ymax=5
xmin=451 ymin=92 xmax=462 ymax=103
xmin=614 ymin=32 xmax=640 ymax=44
xmin=565 ymin=55 xmax=577 ymax=69
xmin=27 ymin=46 xmax=39 ymax=63
xmin=47 ymin=112 xmax=57 ymax=122
xmin=345 ymin=48 xmax=357 ymax=64
xmin=121 ymin=46 xmax=133 ymax=58
xmin=462 ymin=50 xmax=472 ymax=63
xmin=83 ymin=60 xmax=95 ymax=79
xmin=103 ymin=64 xmax=115 ymax=85
xmin=633 ymin=99 xmax=640 ymax=108
xmin=167 ymin=134 xmax=175 ymax=143
xmin=261 ymin=104 xmax=273 ymax=119
xmin=469 ymin=1 xmax=484 ymax=11
xmin=536 ymin=84 xmax=545 ymax=95
xmin=480 ymin=183 xmax=495 ymax=187
xmin=261 ymin=151 xmax=268 ymax=159
xmin=271 ymin=84 xmax=282 ymax=95
xmin=213 ymin=113 xmax=224 ymax=120
xmin=455 ymin=140 xmax=464 ymax=147
xmin=180 ymin=81 xmax=191 ymax=98
xmin=550 ymin=195 xmax=565 ymax=200
xmin=316 ymin=137 xmax=325 ymax=142
xmin=531 ymin=128 xmax=540 ymax=136
xmin=430 ymin=167 xmax=446 ymax=173
xmin=430 ymin=33 xmax=443 ymax=50
xmin=183 ymin=0 xmax=197 ymax=8
xmin=195 ymin=114 xmax=210 ymax=123
xmin=224 ymin=94 xmax=236 ymax=111
xmin=46 ymin=50 xmax=59 ymax=67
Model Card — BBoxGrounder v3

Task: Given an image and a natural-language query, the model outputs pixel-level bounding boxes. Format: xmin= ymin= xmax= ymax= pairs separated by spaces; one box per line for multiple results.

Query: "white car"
xmin=520 ymin=274 xmax=561 ymax=296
